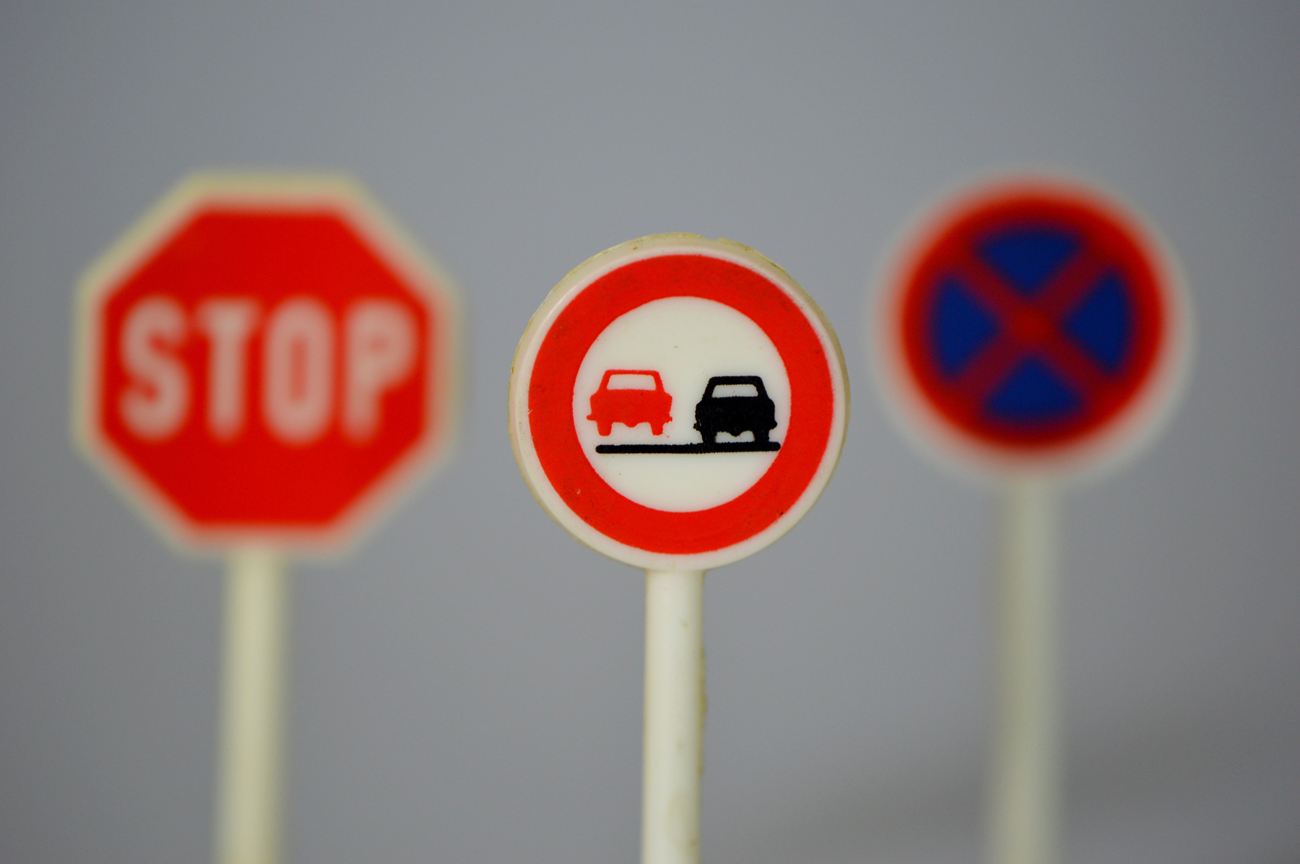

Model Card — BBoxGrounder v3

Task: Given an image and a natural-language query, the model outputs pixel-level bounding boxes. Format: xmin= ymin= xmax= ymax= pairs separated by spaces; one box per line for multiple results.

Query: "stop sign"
xmin=73 ymin=174 xmax=460 ymax=550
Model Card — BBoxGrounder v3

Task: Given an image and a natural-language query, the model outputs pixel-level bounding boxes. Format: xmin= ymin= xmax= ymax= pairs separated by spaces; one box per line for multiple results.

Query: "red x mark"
xmin=943 ymin=238 xmax=1118 ymax=408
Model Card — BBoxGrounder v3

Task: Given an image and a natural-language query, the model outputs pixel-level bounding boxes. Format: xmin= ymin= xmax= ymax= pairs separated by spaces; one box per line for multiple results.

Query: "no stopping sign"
xmin=875 ymin=177 xmax=1192 ymax=478
xmin=509 ymin=235 xmax=848 ymax=571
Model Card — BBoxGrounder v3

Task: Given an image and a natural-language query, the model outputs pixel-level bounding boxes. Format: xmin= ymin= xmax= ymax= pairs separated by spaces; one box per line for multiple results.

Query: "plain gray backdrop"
xmin=1 ymin=3 xmax=1297 ymax=862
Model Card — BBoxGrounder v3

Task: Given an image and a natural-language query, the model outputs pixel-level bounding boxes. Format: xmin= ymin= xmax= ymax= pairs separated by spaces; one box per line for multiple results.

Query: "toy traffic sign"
xmin=72 ymin=173 xmax=460 ymax=864
xmin=872 ymin=176 xmax=1191 ymax=864
xmin=510 ymin=234 xmax=847 ymax=864
xmin=74 ymin=174 xmax=458 ymax=550
xmin=877 ymin=177 xmax=1190 ymax=476
xmin=510 ymin=234 xmax=848 ymax=572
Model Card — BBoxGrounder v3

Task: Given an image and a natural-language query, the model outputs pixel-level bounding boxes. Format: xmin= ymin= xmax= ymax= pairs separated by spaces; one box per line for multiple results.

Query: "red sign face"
xmin=510 ymin=235 xmax=848 ymax=572
xmin=877 ymin=178 xmax=1191 ymax=476
xmin=75 ymin=175 xmax=459 ymax=550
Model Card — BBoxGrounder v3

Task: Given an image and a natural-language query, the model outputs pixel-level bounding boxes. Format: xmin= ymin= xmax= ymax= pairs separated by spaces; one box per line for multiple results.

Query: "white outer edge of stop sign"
xmin=509 ymin=233 xmax=850 ymax=572
xmin=70 ymin=172 xmax=463 ymax=557
xmin=869 ymin=171 xmax=1195 ymax=486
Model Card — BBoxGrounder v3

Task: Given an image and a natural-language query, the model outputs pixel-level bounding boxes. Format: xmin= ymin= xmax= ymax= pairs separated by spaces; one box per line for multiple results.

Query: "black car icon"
xmin=693 ymin=376 xmax=778 ymax=444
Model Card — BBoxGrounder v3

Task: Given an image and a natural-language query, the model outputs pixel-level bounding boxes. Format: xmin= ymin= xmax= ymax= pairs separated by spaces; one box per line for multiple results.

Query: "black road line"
xmin=594 ymin=441 xmax=781 ymax=454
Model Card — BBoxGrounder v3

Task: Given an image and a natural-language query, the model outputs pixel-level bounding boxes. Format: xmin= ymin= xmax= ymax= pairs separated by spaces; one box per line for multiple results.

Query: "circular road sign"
xmin=73 ymin=173 xmax=461 ymax=552
xmin=509 ymin=234 xmax=849 ymax=571
xmin=875 ymin=177 xmax=1191 ymax=478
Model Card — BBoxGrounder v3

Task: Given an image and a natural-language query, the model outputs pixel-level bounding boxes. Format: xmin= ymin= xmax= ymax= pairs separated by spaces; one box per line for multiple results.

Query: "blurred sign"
xmin=74 ymin=174 xmax=459 ymax=550
xmin=876 ymin=177 xmax=1191 ymax=476
xmin=509 ymin=234 xmax=848 ymax=571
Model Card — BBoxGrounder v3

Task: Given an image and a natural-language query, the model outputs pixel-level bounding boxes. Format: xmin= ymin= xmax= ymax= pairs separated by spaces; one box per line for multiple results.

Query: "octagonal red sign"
xmin=73 ymin=174 xmax=460 ymax=551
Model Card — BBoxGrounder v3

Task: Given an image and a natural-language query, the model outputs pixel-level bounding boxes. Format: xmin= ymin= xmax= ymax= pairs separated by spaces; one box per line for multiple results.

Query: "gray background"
xmin=1 ymin=3 xmax=1297 ymax=862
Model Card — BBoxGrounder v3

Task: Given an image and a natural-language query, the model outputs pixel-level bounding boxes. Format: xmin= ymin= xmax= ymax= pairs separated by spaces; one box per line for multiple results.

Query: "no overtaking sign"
xmin=509 ymin=234 xmax=848 ymax=571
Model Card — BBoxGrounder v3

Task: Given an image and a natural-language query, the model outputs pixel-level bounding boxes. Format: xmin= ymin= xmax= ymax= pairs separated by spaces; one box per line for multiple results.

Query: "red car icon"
xmin=587 ymin=370 xmax=673 ymax=436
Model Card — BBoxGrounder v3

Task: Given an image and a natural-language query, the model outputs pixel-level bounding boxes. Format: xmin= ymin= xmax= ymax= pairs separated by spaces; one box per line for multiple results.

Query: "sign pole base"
xmin=990 ymin=478 xmax=1060 ymax=864
xmin=215 ymin=548 xmax=288 ymax=864
xmin=641 ymin=569 xmax=705 ymax=864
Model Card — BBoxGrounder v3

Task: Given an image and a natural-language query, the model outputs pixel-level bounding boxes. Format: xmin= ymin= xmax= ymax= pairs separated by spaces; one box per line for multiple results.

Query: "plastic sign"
xmin=509 ymin=234 xmax=849 ymax=571
xmin=73 ymin=174 xmax=460 ymax=550
xmin=875 ymin=177 xmax=1191 ymax=477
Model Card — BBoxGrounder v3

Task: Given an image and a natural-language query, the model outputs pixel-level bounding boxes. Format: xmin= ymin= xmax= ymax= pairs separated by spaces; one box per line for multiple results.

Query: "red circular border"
xmin=528 ymin=253 xmax=835 ymax=555
xmin=897 ymin=188 xmax=1169 ymax=453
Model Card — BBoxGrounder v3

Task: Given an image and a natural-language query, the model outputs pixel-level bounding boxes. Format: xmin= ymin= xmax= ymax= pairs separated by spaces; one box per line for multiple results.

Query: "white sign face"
xmin=510 ymin=234 xmax=848 ymax=572
xmin=572 ymin=296 xmax=792 ymax=512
